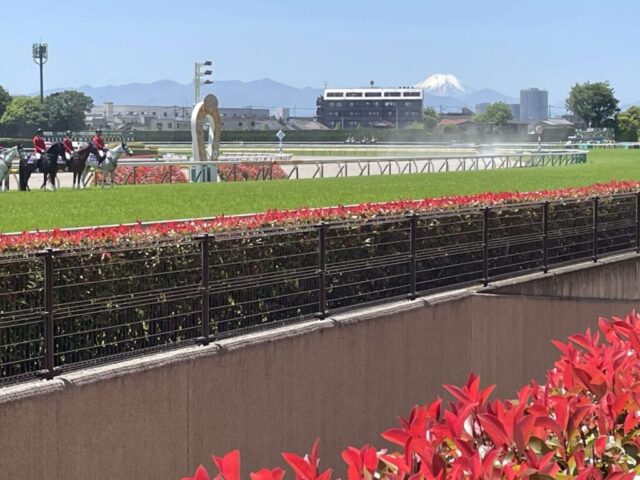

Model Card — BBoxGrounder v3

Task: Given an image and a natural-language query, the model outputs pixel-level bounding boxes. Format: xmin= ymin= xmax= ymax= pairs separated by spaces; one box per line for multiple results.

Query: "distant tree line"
xmin=0 ymin=85 xmax=94 ymax=137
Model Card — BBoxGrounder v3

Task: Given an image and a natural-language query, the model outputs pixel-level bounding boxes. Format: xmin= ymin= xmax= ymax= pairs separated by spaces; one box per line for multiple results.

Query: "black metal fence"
xmin=1 ymin=192 xmax=639 ymax=385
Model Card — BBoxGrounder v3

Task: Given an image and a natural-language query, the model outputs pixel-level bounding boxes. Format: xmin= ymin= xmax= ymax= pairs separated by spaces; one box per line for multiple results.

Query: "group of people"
xmin=31 ymin=128 xmax=109 ymax=164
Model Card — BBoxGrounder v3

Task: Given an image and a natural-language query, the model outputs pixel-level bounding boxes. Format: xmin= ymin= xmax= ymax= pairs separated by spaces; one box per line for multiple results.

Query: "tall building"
xmin=519 ymin=88 xmax=548 ymax=122
xmin=315 ymin=87 xmax=423 ymax=129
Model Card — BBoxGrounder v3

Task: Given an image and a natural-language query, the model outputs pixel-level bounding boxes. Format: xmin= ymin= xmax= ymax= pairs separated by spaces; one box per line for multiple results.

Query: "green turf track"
xmin=1 ymin=149 xmax=639 ymax=233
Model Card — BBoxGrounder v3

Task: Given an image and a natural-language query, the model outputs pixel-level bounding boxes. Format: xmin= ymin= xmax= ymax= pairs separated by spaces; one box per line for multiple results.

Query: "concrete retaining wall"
xmin=0 ymin=258 xmax=638 ymax=479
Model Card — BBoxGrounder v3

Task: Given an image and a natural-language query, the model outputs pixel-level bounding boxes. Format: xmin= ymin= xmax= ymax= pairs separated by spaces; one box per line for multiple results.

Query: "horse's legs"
xmin=41 ymin=172 xmax=47 ymax=190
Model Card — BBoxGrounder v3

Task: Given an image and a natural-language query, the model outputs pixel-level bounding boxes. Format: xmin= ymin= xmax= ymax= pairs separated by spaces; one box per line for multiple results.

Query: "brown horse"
xmin=67 ymin=143 xmax=99 ymax=189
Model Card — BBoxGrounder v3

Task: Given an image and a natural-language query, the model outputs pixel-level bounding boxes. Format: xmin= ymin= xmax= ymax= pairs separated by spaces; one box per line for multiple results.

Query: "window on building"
xmin=251 ymin=121 xmax=255 ymax=127
xmin=164 ymin=112 xmax=168 ymax=117
xmin=239 ymin=122 xmax=243 ymax=127
xmin=346 ymin=92 xmax=363 ymax=97
xmin=153 ymin=112 xmax=157 ymax=116
xmin=403 ymin=92 xmax=421 ymax=97
xmin=157 ymin=123 xmax=162 ymax=130
xmin=365 ymin=92 xmax=382 ymax=97
xmin=168 ymin=122 xmax=173 ymax=129
xmin=327 ymin=92 xmax=344 ymax=97
xmin=384 ymin=92 xmax=401 ymax=97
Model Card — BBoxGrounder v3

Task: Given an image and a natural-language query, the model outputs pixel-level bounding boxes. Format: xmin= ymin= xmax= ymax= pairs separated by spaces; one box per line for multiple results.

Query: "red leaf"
xmin=212 ymin=450 xmax=240 ymax=480
xmin=477 ymin=413 xmax=511 ymax=446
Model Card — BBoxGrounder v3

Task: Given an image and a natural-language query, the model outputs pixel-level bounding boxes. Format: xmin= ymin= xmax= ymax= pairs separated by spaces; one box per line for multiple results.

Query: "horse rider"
xmin=63 ymin=131 xmax=75 ymax=161
xmin=91 ymin=129 xmax=107 ymax=165
xmin=32 ymin=128 xmax=46 ymax=162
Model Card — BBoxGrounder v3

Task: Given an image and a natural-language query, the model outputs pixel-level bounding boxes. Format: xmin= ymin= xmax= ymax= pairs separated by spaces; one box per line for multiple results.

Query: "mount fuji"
xmin=414 ymin=74 xmax=518 ymax=112
xmin=414 ymin=74 xmax=472 ymax=97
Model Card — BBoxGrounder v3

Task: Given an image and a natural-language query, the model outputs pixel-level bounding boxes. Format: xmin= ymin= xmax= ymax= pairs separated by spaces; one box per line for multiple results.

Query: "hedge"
xmin=0 ymin=181 xmax=639 ymax=382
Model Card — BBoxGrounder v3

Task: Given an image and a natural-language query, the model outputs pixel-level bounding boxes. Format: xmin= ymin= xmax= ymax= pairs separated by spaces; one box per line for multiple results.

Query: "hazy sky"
xmin=1 ymin=0 xmax=638 ymax=103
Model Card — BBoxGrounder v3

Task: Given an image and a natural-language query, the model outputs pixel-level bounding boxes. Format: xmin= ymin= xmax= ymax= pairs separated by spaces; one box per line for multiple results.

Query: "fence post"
xmin=636 ymin=192 xmax=640 ymax=254
xmin=199 ymin=234 xmax=211 ymax=344
xmin=592 ymin=196 xmax=599 ymax=263
xmin=317 ymin=223 xmax=327 ymax=319
xmin=482 ymin=207 xmax=490 ymax=286
xmin=409 ymin=214 xmax=417 ymax=299
xmin=43 ymin=248 xmax=55 ymax=379
xmin=542 ymin=201 xmax=549 ymax=273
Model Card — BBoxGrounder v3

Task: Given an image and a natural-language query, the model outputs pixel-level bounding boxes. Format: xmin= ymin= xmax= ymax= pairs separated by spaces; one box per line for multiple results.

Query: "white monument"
xmin=191 ymin=94 xmax=222 ymax=182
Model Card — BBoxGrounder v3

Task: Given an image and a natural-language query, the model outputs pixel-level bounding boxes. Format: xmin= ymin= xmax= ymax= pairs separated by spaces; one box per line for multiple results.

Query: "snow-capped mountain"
xmin=414 ymin=74 xmax=472 ymax=97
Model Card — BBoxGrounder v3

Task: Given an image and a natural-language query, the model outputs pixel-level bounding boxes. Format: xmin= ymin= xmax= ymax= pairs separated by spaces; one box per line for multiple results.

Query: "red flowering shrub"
xmin=184 ymin=311 xmax=640 ymax=480
xmin=1 ymin=180 xmax=638 ymax=253
xmin=95 ymin=165 xmax=188 ymax=185
xmin=218 ymin=162 xmax=287 ymax=181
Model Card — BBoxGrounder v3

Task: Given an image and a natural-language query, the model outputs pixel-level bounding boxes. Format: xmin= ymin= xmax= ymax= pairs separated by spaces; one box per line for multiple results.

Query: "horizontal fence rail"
xmin=0 ymin=192 xmax=638 ymax=385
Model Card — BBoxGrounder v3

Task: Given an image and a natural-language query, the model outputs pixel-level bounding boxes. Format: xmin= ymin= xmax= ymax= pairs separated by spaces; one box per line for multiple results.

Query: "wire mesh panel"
xmin=51 ymin=241 xmax=202 ymax=370
xmin=416 ymin=210 xmax=485 ymax=292
xmin=547 ymin=199 xmax=595 ymax=266
xmin=487 ymin=204 xmax=544 ymax=278
xmin=0 ymin=253 xmax=44 ymax=384
xmin=325 ymin=217 xmax=411 ymax=311
xmin=209 ymin=228 xmax=320 ymax=338
xmin=597 ymin=194 xmax=637 ymax=256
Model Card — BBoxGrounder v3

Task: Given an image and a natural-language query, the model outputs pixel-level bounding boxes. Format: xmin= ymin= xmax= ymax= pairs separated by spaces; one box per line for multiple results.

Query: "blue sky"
xmin=1 ymin=0 xmax=638 ymax=103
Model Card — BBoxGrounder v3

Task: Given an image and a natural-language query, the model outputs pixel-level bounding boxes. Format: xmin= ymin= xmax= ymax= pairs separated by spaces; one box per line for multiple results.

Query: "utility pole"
xmin=32 ymin=43 xmax=48 ymax=103
xmin=194 ymin=60 xmax=213 ymax=104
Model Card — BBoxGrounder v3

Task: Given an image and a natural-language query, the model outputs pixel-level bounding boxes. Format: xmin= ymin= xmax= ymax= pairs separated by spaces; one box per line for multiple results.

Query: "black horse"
xmin=19 ymin=142 xmax=65 ymax=191
xmin=67 ymin=143 xmax=99 ymax=189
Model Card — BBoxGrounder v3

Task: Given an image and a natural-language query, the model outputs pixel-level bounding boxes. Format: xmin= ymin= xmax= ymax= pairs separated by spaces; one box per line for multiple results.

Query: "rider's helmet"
xmin=36 ymin=128 xmax=43 ymax=135
xmin=65 ymin=130 xmax=72 ymax=137
xmin=96 ymin=128 xmax=103 ymax=135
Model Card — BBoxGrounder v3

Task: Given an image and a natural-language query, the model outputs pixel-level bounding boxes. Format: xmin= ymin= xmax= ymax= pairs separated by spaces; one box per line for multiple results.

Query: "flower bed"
xmin=94 ymin=165 xmax=188 ymax=185
xmin=218 ymin=162 xmax=287 ymax=181
xmin=1 ymin=180 xmax=638 ymax=253
xmin=183 ymin=311 xmax=640 ymax=480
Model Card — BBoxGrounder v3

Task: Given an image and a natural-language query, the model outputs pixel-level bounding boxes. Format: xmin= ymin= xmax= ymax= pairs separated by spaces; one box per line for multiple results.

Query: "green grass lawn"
xmin=1 ymin=149 xmax=639 ymax=233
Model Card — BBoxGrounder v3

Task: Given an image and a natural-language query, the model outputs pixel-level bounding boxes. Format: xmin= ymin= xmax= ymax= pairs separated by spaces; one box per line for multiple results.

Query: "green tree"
xmin=43 ymin=90 xmax=94 ymax=131
xmin=566 ymin=82 xmax=619 ymax=128
xmin=0 ymin=96 xmax=45 ymax=137
xmin=473 ymin=102 xmax=513 ymax=125
xmin=616 ymin=106 xmax=640 ymax=141
xmin=422 ymin=107 xmax=439 ymax=131
xmin=0 ymin=86 xmax=11 ymax=119
xmin=473 ymin=102 xmax=513 ymax=133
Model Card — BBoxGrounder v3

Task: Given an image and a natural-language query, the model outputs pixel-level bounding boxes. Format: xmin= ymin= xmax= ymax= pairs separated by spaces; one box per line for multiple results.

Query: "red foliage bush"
xmin=1 ymin=180 xmax=639 ymax=253
xmin=183 ymin=311 xmax=640 ymax=479
xmin=95 ymin=165 xmax=188 ymax=185
xmin=218 ymin=162 xmax=287 ymax=181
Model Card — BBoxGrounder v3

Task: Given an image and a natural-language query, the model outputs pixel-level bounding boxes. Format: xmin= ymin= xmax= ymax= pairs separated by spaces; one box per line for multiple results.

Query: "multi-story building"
xmin=87 ymin=102 xmax=270 ymax=131
xmin=519 ymin=88 xmax=548 ymax=122
xmin=474 ymin=102 xmax=520 ymax=120
xmin=316 ymin=87 xmax=423 ymax=129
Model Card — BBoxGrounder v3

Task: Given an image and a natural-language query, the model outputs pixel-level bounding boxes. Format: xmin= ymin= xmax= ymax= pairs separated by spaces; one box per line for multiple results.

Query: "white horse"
xmin=0 ymin=145 xmax=27 ymax=192
xmin=81 ymin=140 xmax=133 ymax=188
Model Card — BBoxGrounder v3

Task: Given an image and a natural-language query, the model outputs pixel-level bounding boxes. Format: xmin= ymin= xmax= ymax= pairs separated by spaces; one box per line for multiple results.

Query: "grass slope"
xmin=1 ymin=149 xmax=639 ymax=233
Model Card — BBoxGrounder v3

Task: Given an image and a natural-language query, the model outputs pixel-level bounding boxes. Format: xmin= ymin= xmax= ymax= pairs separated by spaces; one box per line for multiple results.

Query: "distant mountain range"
xmin=44 ymin=78 xmax=323 ymax=115
xmin=42 ymin=74 xmax=531 ymax=114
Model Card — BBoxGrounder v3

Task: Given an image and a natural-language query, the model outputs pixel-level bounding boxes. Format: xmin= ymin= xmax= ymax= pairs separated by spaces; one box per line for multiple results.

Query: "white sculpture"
xmin=191 ymin=94 xmax=222 ymax=182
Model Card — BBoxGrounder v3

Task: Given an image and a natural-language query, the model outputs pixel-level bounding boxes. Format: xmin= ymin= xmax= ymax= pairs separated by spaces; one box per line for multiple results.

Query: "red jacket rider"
xmin=32 ymin=129 xmax=46 ymax=158
xmin=63 ymin=132 xmax=74 ymax=156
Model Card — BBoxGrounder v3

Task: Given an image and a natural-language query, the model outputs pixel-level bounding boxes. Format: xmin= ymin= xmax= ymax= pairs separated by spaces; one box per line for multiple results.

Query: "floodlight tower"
xmin=32 ymin=43 xmax=48 ymax=103
xmin=194 ymin=60 xmax=213 ymax=104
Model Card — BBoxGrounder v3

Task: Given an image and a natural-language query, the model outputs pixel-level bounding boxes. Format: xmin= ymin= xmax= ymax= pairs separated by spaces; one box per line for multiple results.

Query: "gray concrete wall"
xmin=0 ymin=258 xmax=639 ymax=479
xmin=490 ymin=253 xmax=640 ymax=300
